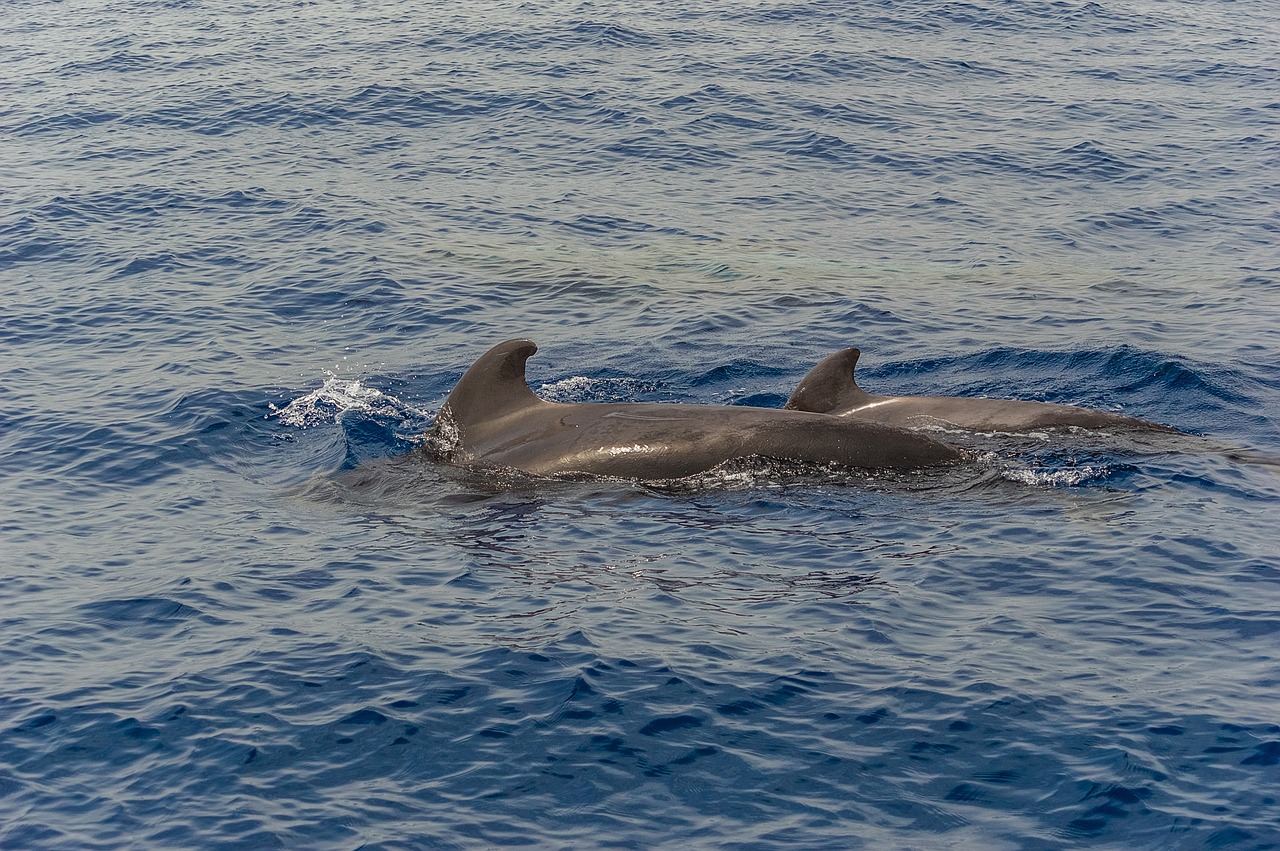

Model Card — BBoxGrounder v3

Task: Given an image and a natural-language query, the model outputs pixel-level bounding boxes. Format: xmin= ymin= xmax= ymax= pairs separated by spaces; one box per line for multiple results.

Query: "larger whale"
xmin=785 ymin=347 xmax=1177 ymax=433
xmin=423 ymin=339 xmax=962 ymax=479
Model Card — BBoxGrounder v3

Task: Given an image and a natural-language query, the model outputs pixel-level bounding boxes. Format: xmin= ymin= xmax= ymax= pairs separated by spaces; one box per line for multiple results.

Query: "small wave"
xmin=691 ymin=359 xmax=788 ymax=388
xmin=76 ymin=597 xmax=205 ymax=624
xmin=640 ymin=457 xmax=894 ymax=493
xmin=270 ymin=376 xmax=433 ymax=472
xmin=269 ymin=375 xmax=423 ymax=429
xmin=754 ymin=128 xmax=863 ymax=164
xmin=1000 ymin=465 xmax=1112 ymax=487
xmin=460 ymin=19 xmax=671 ymax=51
xmin=537 ymin=376 xmax=659 ymax=403
xmin=874 ymin=345 xmax=1224 ymax=422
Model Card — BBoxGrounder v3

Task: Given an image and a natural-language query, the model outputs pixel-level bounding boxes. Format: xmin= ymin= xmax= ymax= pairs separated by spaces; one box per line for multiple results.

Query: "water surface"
xmin=3 ymin=0 xmax=1279 ymax=847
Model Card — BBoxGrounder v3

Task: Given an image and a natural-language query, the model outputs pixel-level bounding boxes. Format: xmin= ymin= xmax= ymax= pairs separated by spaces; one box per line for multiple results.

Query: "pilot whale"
xmin=423 ymin=339 xmax=962 ymax=479
xmin=784 ymin=347 xmax=1178 ymax=433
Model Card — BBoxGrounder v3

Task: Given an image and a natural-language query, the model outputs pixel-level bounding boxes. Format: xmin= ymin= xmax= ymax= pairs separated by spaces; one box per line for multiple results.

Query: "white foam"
xmin=1001 ymin=465 xmax=1108 ymax=487
xmin=269 ymin=375 xmax=414 ymax=428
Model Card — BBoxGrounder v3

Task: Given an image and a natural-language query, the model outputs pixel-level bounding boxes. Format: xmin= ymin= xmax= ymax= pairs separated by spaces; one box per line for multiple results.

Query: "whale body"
xmin=423 ymin=339 xmax=963 ymax=479
xmin=784 ymin=347 xmax=1177 ymax=433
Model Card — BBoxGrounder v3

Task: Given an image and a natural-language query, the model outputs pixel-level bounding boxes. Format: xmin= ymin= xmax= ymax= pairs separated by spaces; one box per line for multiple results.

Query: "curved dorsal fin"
xmin=440 ymin=338 xmax=543 ymax=427
xmin=783 ymin=347 xmax=872 ymax=414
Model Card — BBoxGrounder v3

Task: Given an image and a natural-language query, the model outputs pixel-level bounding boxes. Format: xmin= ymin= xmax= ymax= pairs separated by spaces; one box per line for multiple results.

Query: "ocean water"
xmin=3 ymin=0 xmax=1279 ymax=847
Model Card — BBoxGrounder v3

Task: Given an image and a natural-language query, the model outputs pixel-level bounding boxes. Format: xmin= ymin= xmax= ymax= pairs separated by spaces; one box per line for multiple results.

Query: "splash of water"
xmin=1000 ymin=465 xmax=1110 ymax=487
xmin=268 ymin=374 xmax=423 ymax=429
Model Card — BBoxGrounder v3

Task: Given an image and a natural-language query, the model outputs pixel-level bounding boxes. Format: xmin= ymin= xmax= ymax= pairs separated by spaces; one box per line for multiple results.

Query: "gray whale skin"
xmin=785 ymin=347 xmax=1177 ymax=433
xmin=424 ymin=339 xmax=962 ymax=479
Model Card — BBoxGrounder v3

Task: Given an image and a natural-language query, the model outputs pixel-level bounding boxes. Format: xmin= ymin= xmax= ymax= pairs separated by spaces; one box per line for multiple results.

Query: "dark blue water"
xmin=3 ymin=0 xmax=1279 ymax=847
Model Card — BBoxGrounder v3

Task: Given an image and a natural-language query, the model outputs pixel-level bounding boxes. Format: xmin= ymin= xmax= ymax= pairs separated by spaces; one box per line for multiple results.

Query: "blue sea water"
xmin=3 ymin=0 xmax=1280 ymax=847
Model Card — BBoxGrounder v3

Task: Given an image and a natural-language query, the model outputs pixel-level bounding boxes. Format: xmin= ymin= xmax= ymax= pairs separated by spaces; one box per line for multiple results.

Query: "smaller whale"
xmin=423 ymin=339 xmax=962 ymax=479
xmin=784 ymin=347 xmax=1178 ymax=433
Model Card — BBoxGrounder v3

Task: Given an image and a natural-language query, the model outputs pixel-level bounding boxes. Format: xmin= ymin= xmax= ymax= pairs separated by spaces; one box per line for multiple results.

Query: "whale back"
xmin=426 ymin=339 xmax=965 ymax=475
xmin=439 ymin=338 xmax=544 ymax=430
xmin=784 ymin=347 xmax=875 ymax=414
